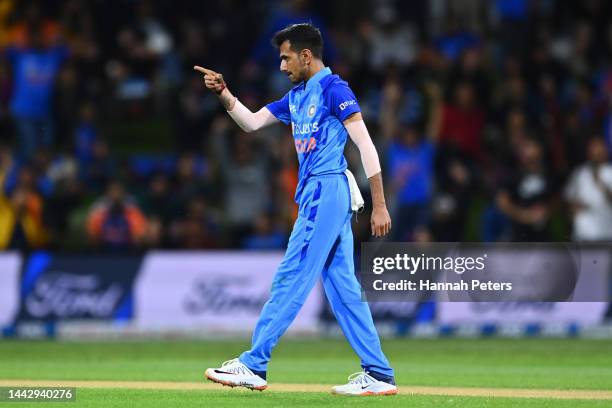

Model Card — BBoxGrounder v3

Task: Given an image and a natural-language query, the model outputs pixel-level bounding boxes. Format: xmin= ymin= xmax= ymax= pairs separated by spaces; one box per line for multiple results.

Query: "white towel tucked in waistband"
xmin=344 ymin=169 xmax=364 ymax=213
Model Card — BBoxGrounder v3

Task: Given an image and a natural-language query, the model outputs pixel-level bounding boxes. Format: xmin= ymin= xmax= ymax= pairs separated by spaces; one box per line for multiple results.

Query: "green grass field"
xmin=0 ymin=337 xmax=611 ymax=407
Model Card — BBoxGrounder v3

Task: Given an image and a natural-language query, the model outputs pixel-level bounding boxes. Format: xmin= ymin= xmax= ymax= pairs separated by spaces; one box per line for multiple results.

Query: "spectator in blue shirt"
xmin=5 ymin=25 xmax=68 ymax=158
xmin=387 ymin=124 xmax=436 ymax=241
xmin=433 ymin=16 xmax=480 ymax=62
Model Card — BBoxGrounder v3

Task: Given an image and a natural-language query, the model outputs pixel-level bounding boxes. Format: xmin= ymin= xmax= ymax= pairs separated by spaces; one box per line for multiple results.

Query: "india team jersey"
xmin=266 ymin=67 xmax=361 ymax=202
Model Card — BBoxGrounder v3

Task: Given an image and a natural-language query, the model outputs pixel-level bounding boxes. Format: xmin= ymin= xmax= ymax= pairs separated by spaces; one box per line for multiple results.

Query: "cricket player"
xmin=196 ymin=23 xmax=396 ymax=396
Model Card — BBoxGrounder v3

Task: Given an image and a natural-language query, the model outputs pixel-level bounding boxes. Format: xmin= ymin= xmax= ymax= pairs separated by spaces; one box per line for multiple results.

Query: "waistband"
xmin=295 ymin=172 xmax=346 ymax=203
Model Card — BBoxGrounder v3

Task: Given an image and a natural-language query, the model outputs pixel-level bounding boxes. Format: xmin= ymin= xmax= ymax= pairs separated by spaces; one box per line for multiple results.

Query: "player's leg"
xmin=322 ymin=213 xmax=396 ymax=394
xmin=240 ymin=178 xmax=349 ymax=371
xmin=206 ymin=176 xmax=348 ymax=388
xmin=205 ymin=215 xmax=320 ymax=390
xmin=238 ymin=215 xmax=319 ymax=372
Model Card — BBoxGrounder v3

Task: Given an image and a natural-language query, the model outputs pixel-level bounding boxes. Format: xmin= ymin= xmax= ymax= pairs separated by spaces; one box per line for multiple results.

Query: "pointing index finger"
xmin=193 ymin=66 xmax=215 ymax=75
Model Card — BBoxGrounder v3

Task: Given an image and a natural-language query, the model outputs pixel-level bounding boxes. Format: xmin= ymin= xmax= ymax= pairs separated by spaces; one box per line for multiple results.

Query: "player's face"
xmin=279 ymin=40 xmax=307 ymax=84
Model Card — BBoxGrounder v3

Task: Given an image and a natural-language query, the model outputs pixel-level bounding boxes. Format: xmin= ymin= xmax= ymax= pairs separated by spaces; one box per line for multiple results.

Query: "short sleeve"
xmin=265 ymin=92 xmax=291 ymax=125
xmin=327 ymin=83 xmax=361 ymax=122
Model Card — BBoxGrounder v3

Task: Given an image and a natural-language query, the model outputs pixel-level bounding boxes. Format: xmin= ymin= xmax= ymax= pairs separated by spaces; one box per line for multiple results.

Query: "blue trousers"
xmin=240 ymin=174 xmax=394 ymax=377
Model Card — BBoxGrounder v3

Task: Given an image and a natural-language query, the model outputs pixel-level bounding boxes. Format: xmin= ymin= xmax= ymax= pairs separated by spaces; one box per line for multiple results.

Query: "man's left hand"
xmin=371 ymin=206 xmax=391 ymax=237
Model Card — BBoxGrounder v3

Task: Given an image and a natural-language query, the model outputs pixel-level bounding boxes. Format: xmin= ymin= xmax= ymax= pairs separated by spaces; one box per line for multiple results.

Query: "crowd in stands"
xmin=1 ymin=0 xmax=612 ymax=251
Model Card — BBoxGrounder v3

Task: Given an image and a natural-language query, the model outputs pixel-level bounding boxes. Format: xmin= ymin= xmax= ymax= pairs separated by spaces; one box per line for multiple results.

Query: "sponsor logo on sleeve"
xmin=338 ymin=100 xmax=356 ymax=111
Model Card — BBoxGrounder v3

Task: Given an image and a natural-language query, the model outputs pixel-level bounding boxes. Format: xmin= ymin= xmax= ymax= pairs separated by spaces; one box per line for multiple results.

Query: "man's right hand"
xmin=194 ymin=66 xmax=236 ymax=110
xmin=194 ymin=66 xmax=226 ymax=95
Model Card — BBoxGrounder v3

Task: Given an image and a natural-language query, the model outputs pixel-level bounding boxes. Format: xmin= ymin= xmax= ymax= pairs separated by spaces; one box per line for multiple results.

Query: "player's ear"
xmin=300 ymin=49 xmax=312 ymax=65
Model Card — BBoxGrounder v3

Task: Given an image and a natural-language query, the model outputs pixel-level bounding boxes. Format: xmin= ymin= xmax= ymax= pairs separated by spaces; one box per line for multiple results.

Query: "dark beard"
xmin=288 ymin=72 xmax=304 ymax=84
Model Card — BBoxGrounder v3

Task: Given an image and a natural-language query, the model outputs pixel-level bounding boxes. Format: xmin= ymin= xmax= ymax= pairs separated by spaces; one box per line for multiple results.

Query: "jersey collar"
xmin=302 ymin=67 xmax=331 ymax=92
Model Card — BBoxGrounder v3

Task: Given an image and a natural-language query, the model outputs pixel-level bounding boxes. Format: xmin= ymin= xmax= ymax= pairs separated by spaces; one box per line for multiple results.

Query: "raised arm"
xmin=344 ymin=112 xmax=391 ymax=237
xmin=194 ymin=66 xmax=279 ymax=133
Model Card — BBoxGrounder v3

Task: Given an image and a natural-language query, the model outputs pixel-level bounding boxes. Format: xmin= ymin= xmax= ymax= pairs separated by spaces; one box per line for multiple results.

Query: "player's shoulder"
xmin=320 ymin=74 xmax=351 ymax=93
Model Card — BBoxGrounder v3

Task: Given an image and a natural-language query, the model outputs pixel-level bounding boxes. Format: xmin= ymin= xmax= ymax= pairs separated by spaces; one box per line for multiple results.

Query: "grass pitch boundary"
xmin=1 ymin=380 xmax=611 ymax=400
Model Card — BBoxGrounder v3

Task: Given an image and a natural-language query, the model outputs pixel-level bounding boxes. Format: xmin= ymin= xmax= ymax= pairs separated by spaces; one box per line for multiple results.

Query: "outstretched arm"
xmin=194 ymin=66 xmax=279 ymax=133
xmin=344 ymin=112 xmax=391 ymax=237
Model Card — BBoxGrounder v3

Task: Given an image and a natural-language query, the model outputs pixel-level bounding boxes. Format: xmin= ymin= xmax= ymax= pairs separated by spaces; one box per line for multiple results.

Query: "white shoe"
xmin=331 ymin=371 xmax=398 ymax=396
xmin=204 ymin=358 xmax=267 ymax=391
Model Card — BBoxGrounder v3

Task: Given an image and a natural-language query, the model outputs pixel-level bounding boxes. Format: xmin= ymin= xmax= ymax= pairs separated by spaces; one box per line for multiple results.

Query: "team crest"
xmin=307 ymin=104 xmax=316 ymax=118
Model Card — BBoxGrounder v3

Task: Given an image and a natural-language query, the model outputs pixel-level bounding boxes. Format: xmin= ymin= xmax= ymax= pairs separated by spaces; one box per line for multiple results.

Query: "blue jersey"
xmin=266 ymin=67 xmax=361 ymax=202
xmin=6 ymin=46 xmax=68 ymax=119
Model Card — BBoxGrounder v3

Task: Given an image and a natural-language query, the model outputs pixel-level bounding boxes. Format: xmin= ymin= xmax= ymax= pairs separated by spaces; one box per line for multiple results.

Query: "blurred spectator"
xmin=172 ymin=151 xmax=209 ymax=212
xmin=366 ymin=6 xmax=419 ymax=72
xmin=141 ymin=172 xmax=174 ymax=224
xmin=0 ymin=147 xmax=48 ymax=249
xmin=561 ymin=109 xmax=589 ymax=170
xmin=4 ymin=22 xmax=68 ymax=158
xmin=496 ymin=138 xmax=555 ymax=241
xmin=564 ymin=137 xmax=612 ymax=242
xmin=448 ymin=46 xmax=490 ymax=106
xmin=80 ymin=139 xmax=116 ymax=194
xmin=43 ymin=152 xmax=81 ymax=246
xmin=0 ymin=184 xmax=48 ymax=249
xmin=534 ymin=73 xmax=565 ymax=173
xmin=432 ymin=15 xmax=480 ymax=62
xmin=435 ymin=81 xmax=485 ymax=161
xmin=134 ymin=1 xmax=173 ymax=61
xmin=86 ymin=180 xmax=148 ymax=251
xmin=169 ymin=195 xmax=219 ymax=249
xmin=139 ymin=172 xmax=174 ymax=247
xmin=493 ymin=74 xmax=536 ymax=126
xmin=430 ymin=145 xmax=474 ymax=241
xmin=211 ymin=118 xmax=269 ymax=245
xmin=387 ymin=124 xmax=436 ymax=241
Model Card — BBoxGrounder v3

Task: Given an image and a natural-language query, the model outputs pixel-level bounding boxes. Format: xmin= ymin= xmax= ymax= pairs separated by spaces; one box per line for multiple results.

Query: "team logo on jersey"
xmin=307 ymin=103 xmax=316 ymax=118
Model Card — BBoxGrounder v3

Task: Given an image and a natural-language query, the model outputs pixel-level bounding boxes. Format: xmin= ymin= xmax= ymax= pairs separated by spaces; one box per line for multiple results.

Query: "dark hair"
xmin=271 ymin=23 xmax=323 ymax=58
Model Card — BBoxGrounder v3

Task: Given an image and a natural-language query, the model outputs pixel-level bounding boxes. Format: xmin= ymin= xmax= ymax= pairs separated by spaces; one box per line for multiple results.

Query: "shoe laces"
xmin=220 ymin=358 xmax=251 ymax=375
xmin=221 ymin=358 xmax=240 ymax=367
xmin=347 ymin=371 xmax=374 ymax=385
